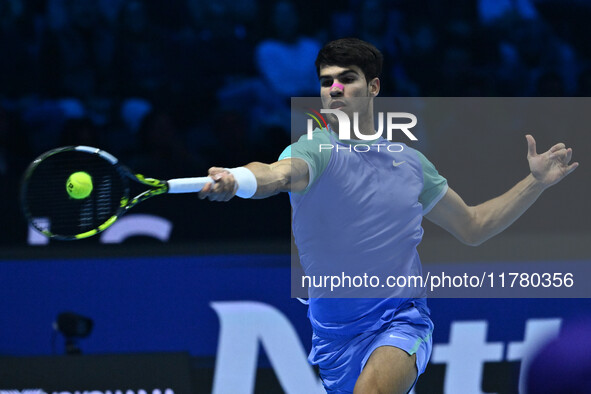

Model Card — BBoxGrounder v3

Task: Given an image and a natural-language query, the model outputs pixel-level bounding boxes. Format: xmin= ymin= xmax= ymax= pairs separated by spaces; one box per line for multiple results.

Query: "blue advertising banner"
xmin=1 ymin=254 xmax=590 ymax=393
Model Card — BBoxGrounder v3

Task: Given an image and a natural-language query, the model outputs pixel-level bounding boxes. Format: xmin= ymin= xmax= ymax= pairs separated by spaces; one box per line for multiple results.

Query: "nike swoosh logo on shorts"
xmin=389 ymin=335 xmax=408 ymax=340
xmin=392 ymin=160 xmax=406 ymax=167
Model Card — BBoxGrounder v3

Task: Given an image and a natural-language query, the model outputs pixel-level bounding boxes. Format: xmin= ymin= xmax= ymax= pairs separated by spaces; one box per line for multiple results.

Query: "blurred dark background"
xmin=0 ymin=0 xmax=589 ymax=251
xmin=1 ymin=2 xmax=590 ymax=392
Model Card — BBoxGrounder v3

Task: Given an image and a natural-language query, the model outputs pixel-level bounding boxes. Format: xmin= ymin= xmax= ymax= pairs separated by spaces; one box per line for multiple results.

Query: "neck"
xmin=354 ymin=112 xmax=376 ymax=139
xmin=328 ymin=112 xmax=376 ymax=140
xmin=328 ymin=100 xmax=376 ymax=140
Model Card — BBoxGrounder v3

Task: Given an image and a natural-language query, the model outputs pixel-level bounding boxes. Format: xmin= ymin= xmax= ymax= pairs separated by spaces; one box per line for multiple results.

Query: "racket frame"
xmin=21 ymin=145 xmax=170 ymax=240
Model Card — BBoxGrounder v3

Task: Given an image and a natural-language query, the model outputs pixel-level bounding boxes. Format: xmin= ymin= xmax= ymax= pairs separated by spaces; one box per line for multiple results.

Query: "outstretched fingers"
xmin=565 ymin=147 xmax=573 ymax=163
xmin=549 ymin=147 xmax=569 ymax=161
xmin=526 ymin=134 xmax=579 ymax=185
xmin=551 ymin=146 xmax=579 ymax=177
xmin=549 ymin=142 xmax=566 ymax=153
xmin=526 ymin=134 xmax=537 ymax=157
xmin=566 ymin=159 xmax=579 ymax=175
xmin=550 ymin=146 xmax=577 ymax=163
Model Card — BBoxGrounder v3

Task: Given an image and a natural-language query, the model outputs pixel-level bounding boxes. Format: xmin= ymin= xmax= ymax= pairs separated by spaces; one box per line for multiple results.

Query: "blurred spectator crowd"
xmin=1 ymin=0 xmax=591 ymax=189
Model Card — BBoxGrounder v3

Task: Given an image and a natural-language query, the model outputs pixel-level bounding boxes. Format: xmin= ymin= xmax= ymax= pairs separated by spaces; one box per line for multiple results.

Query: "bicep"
xmin=425 ymin=187 xmax=476 ymax=244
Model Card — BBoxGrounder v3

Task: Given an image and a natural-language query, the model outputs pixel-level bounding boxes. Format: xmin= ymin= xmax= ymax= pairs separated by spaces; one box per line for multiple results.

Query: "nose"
xmin=330 ymin=82 xmax=344 ymax=96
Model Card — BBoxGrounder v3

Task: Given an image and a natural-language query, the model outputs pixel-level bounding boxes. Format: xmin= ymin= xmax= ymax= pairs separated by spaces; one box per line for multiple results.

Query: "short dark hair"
xmin=315 ymin=38 xmax=383 ymax=82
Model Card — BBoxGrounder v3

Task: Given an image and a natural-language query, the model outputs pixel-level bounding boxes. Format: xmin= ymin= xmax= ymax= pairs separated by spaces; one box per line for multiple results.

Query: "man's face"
xmin=318 ymin=65 xmax=379 ymax=118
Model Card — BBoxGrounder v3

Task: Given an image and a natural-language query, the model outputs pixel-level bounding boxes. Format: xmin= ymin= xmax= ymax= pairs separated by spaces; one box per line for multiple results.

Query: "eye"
xmin=341 ymin=76 xmax=355 ymax=84
xmin=320 ymin=79 xmax=333 ymax=87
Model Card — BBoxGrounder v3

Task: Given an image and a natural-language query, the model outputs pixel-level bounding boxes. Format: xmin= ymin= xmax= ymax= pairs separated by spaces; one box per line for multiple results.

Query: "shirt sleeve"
xmin=277 ymin=128 xmax=332 ymax=192
xmin=415 ymin=150 xmax=448 ymax=214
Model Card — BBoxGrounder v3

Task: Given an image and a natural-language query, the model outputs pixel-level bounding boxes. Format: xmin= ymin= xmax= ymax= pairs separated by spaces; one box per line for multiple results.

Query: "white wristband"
xmin=226 ymin=167 xmax=257 ymax=198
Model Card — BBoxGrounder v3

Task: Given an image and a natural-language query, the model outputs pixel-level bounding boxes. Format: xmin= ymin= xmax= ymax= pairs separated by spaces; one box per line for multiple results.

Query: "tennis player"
xmin=199 ymin=38 xmax=578 ymax=393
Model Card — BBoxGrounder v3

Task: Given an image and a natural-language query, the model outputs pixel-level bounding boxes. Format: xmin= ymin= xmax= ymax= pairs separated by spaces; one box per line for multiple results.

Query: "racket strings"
xmin=23 ymin=150 xmax=127 ymax=239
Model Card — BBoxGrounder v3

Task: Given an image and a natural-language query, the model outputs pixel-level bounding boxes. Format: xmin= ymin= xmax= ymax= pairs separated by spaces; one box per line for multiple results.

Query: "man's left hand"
xmin=526 ymin=134 xmax=578 ymax=188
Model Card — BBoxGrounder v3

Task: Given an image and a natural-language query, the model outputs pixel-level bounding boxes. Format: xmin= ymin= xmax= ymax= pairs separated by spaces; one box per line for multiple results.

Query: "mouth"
xmin=329 ymin=101 xmax=345 ymax=109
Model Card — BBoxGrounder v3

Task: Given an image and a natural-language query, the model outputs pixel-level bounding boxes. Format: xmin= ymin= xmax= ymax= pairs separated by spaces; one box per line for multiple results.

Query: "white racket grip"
xmin=167 ymin=176 xmax=214 ymax=193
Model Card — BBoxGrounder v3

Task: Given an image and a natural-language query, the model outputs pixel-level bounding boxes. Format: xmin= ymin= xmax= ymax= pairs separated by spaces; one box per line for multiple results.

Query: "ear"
xmin=369 ymin=77 xmax=380 ymax=96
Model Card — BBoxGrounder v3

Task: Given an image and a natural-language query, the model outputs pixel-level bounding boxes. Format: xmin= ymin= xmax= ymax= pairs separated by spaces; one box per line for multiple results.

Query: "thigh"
xmin=310 ymin=303 xmax=433 ymax=393
xmin=309 ymin=332 xmax=373 ymax=393
xmin=353 ymin=345 xmax=417 ymax=394
xmin=353 ymin=304 xmax=433 ymax=393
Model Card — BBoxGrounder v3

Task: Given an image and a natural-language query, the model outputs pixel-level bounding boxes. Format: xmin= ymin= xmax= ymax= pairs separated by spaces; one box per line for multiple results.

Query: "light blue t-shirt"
xmin=279 ymin=129 xmax=446 ymax=213
xmin=281 ymin=128 xmax=448 ymax=336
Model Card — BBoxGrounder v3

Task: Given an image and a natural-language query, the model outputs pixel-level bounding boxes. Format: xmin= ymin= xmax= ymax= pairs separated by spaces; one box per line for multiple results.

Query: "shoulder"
xmin=294 ymin=128 xmax=332 ymax=148
xmin=278 ymin=128 xmax=332 ymax=161
xmin=402 ymin=146 xmax=441 ymax=173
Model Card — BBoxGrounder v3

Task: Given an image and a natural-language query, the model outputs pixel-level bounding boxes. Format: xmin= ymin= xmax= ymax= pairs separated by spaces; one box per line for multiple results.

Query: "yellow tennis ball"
xmin=66 ymin=171 xmax=93 ymax=199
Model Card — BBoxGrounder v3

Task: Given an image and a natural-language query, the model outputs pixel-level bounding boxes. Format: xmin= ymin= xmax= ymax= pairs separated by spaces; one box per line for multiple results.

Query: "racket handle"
xmin=167 ymin=177 xmax=214 ymax=193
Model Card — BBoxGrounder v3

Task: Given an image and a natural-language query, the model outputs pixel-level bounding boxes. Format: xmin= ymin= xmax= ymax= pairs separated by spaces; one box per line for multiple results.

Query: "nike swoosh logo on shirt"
xmin=392 ymin=160 xmax=406 ymax=167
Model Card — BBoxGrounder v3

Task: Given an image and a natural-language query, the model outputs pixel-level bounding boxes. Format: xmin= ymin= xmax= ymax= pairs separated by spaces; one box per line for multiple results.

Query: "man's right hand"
xmin=198 ymin=159 xmax=309 ymax=201
xmin=198 ymin=167 xmax=237 ymax=202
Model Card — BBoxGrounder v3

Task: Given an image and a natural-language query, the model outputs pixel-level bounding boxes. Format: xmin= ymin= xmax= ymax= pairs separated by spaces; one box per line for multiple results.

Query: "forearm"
xmin=467 ymin=174 xmax=546 ymax=245
xmin=427 ymin=135 xmax=577 ymax=246
xmin=244 ymin=161 xmax=288 ymax=198
xmin=245 ymin=159 xmax=309 ymax=199
xmin=200 ymin=159 xmax=308 ymax=202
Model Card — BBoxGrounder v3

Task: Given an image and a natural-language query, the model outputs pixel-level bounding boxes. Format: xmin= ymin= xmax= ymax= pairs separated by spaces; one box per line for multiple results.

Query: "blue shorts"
xmin=308 ymin=303 xmax=434 ymax=393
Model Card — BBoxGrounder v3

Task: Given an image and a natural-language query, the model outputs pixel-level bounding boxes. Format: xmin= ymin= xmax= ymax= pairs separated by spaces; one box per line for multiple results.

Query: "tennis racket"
xmin=21 ymin=145 xmax=213 ymax=240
